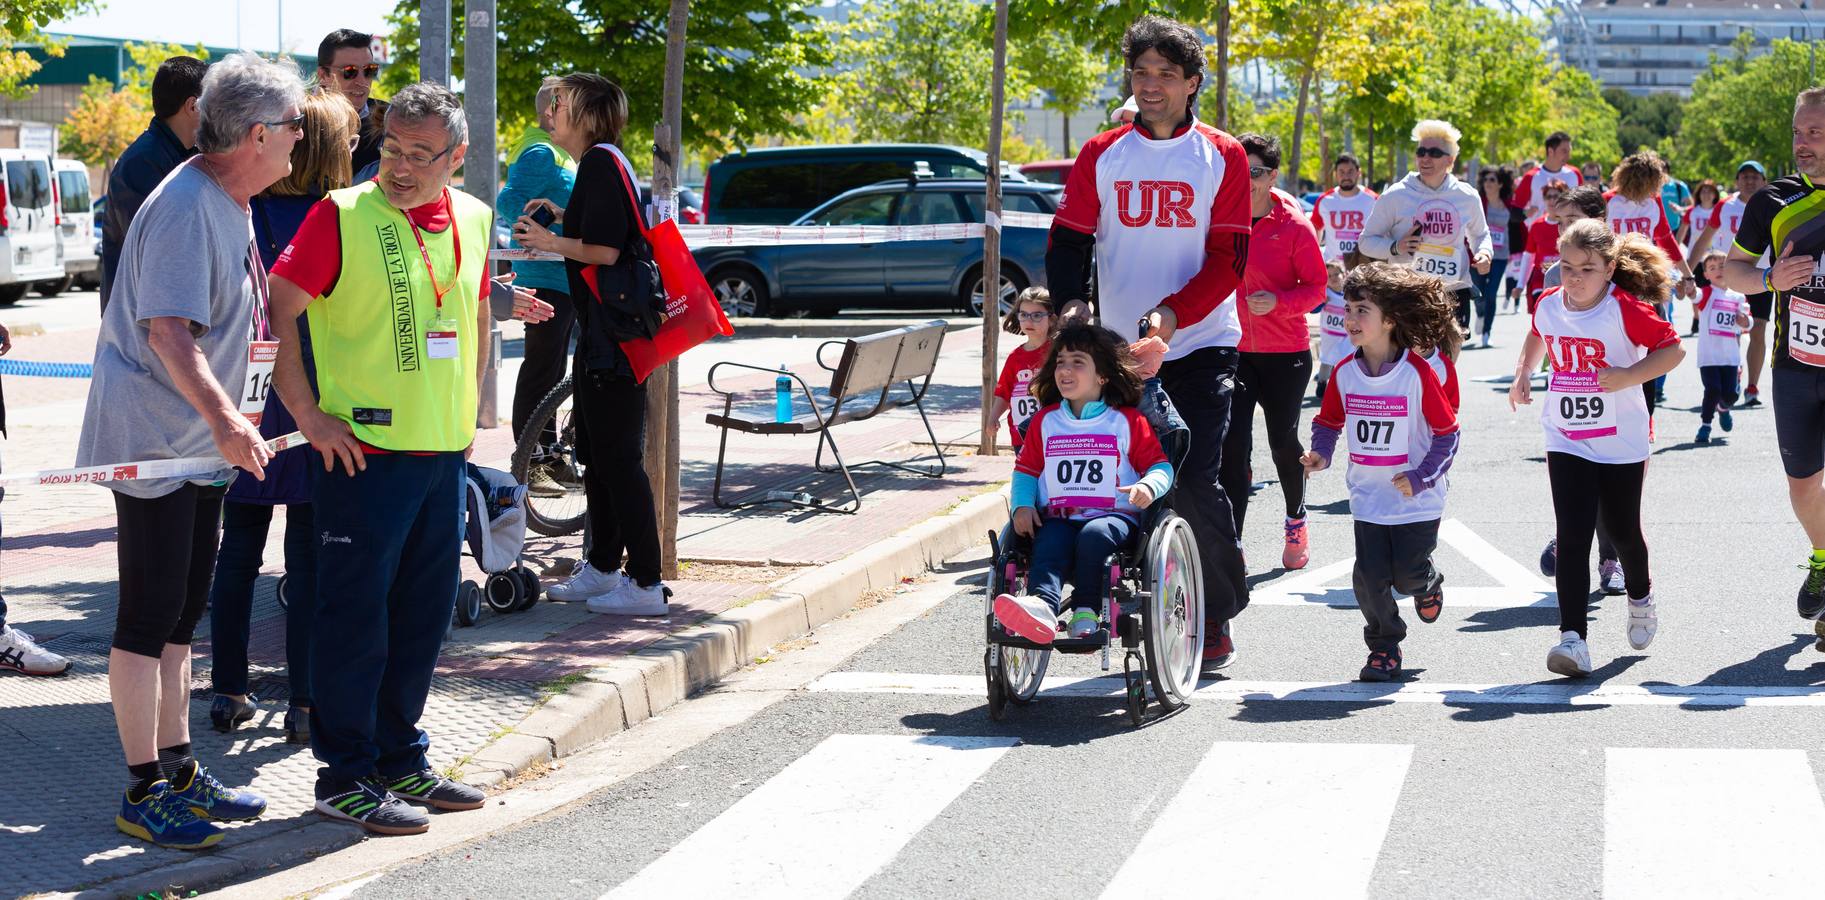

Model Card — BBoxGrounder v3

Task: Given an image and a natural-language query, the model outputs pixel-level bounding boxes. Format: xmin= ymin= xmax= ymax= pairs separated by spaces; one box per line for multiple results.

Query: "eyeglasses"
xmin=379 ymin=142 xmax=455 ymax=169
xmin=1415 ymin=146 xmax=1451 ymax=159
xmin=333 ymin=64 xmax=381 ymax=81
xmin=1016 ymin=311 xmax=1052 ymax=322
xmin=263 ymin=114 xmax=305 ymax=134
xmin=1249 ymin=165 xmax=1272 ymax=179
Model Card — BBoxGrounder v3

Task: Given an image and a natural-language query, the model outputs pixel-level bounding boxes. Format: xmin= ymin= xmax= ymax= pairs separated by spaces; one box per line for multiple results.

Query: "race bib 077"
xmin=1344 ymin=394 xmax=1410 ymax=467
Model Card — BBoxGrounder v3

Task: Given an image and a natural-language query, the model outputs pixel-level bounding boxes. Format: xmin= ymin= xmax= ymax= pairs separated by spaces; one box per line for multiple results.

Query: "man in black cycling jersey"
xmin=1721 ymin=86 xmax=1825 ymax=626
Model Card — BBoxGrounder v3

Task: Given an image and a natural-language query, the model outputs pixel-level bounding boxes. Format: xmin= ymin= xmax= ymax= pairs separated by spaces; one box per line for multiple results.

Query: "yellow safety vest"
xmin=307 ymin=182 xmax=492 ymax=451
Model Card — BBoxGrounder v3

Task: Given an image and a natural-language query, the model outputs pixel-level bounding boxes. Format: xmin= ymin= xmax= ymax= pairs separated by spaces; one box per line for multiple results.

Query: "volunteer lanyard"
xmin=245 ymin=239 xmax=272 ymax=341
xmin=403 ymin=188 xmax=462 ymax=312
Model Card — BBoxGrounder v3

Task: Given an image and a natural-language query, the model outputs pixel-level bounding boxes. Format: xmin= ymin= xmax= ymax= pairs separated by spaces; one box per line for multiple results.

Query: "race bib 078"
xmin=1042 ymin=433 xmax=1120 ymax=510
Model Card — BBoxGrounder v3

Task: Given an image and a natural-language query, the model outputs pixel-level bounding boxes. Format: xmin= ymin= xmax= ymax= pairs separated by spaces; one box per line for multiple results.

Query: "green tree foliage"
xmin=1605 ymin=87 xmax=1683 ymax=159
xmin=59 ymin=42 xmax=210 ymax=184
xmin=1674 ymin=35 xmax=1818 ymax=181
xmin=1013 ymin=28 xmax=1109 ymax=156
xmin=0 ymin=0 xmax=92 ymax=97
xmin=1544 ymin=66 xmax=1622 ymax=171
xmin=382 ymin=0 xmax=831 ymax=166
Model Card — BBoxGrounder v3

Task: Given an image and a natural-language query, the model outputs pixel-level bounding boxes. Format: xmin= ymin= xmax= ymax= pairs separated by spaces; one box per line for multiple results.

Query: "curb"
xmin=82 ymin=483 xmax=1010 ymax=899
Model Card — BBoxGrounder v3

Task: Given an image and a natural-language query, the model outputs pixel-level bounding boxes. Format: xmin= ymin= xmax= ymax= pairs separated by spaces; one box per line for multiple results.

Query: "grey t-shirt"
xmin=76 ymin=161 xmax=258 ymax=500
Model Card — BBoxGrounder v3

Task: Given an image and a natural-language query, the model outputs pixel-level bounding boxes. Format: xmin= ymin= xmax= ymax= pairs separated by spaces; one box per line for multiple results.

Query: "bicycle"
xmin=509 ymin=376 xmax=589 ymax=537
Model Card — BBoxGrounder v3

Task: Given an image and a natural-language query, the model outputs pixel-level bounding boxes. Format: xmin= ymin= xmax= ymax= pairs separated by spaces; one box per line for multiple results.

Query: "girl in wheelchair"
xmin=1301 ymin=262 xmax=1462 ymax=683
xmin=993 ymin=324 xmax=1174 ymax=645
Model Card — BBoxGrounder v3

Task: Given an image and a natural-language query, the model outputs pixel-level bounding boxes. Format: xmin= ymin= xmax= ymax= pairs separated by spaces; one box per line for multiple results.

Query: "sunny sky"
xmin=51 ymin=0 xmax=397 ymax=58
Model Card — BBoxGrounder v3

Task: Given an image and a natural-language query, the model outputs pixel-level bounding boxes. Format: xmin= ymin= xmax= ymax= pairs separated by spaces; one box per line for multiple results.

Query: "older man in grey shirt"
xmin=75 ymin=52 xmax=303 ymax=851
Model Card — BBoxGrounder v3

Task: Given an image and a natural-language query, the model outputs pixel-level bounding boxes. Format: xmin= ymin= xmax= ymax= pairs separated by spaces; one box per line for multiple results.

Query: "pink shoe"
xmin=993 ymin=593 xmax=1057 ymax=645
xmin=1282 ymin=516 xmax=1310 ymax=570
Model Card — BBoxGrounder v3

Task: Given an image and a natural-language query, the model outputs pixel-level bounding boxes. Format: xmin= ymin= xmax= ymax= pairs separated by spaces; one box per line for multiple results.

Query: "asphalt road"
xmin=341 ymin=304 xmax=1825 ymax=899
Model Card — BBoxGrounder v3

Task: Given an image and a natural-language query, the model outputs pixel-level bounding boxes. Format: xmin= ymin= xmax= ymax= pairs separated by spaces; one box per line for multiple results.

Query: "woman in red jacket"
xmin=1220 ymin=133 xmax=1328 ymax=570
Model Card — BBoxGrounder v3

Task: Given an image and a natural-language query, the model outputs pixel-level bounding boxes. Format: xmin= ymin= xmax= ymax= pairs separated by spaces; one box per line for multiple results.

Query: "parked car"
xmin=694 ymin=178 xmax=1060 ymax=318
xmin=703 ymin=144 xmax=1019 ymax=226
xmin=0 ymin=149 xmax=63 ymax=306
xmin=638 ymin=184 xmax=704 ymax=224
xmin=1018 ymin=159 xmax=1074 ymax=185
xmin=39 ymin=158 xmax=98 ymax=294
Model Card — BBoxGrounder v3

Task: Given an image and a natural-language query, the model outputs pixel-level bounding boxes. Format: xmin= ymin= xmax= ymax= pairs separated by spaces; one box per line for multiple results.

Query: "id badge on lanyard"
xmin=241 ymin=241 xmax=278 ymax=425
xmin=407 ymin=194 xmax=463 ymax=362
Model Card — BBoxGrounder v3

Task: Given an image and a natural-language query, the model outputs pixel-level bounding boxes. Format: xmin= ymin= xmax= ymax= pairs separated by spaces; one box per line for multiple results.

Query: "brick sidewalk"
xmin=0 ymin=321 xmax=1008 ymax=894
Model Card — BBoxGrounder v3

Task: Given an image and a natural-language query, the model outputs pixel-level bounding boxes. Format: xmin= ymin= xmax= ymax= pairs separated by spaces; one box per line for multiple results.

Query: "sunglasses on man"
xmin=1414 ymin=146 xmax=1451 ymax=159
xmin=333 ymin=64 xmax=382 ymax=81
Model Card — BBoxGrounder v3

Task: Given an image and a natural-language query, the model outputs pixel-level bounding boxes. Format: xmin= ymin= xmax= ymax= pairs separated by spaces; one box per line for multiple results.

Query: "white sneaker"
xmin=1627 ymin=592 xmax=1658 ymax=650
xmin=1599 ymin=559 xmax=1626 ymax=596
xmin=586 ymin=580 xmax=671 ymax=617
xmin=1546 ymin=630 xmax=1592 ymax=678
xmin=0 ymin=625 xmax=71 ymax=676
xmin=545 ymin=563 xmax=628 ymax=602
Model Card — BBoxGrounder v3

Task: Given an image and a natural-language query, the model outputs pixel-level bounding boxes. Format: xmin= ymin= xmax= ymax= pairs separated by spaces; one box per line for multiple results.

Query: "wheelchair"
xmin=982 ymin=428 xmax=1205 ymax=726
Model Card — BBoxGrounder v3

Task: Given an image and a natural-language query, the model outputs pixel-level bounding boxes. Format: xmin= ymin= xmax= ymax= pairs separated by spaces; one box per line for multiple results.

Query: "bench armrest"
xmin=816 ymin=339 xmax=848 ymax=373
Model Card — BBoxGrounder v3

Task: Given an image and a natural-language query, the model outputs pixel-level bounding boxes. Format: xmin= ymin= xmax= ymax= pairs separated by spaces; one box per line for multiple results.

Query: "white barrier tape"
xmin=1 ymin=432 xmax=308 ymax=487
xmin=488 ymin=212 xmax=1056 ymax=261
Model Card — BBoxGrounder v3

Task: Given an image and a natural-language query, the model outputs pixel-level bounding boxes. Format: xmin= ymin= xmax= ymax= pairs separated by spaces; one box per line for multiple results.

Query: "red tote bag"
xmin=595 ymin=143 xmax=734 ymax=383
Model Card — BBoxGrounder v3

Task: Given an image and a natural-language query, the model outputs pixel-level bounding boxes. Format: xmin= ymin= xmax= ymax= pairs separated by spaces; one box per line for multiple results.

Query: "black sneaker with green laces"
xmin=315 ymin=777 xmax=430 ymax=835
xmin=385 ymin=769 xmax=485 ymax=811
xmin=1799 ymin=561 xmax=1825 ymax=621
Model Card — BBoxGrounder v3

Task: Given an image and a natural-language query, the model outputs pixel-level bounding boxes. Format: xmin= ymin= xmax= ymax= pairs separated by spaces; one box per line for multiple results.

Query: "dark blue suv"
xmin=695 ymin=179 xmax=1060 ymax=318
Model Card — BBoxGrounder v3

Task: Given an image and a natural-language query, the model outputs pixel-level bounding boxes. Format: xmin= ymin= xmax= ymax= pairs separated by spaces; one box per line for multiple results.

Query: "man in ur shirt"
xmin=1309 ymin=153 xmax=1378 ymax=264
xmin=1512 ymin=131 xmax=1582 ymax=218
xmin=1045 ymin=14 xmax=1252 ymax=667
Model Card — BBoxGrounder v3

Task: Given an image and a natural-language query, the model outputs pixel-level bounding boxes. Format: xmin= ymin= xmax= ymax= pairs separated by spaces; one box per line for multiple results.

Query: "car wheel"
xmin=710 ymin=265 xmax=771 ymax=318
xmin=0 ymin=284 xmax=27 ymax=307
xmin=34 ymin=275 xmax=73 ymax=297
xmin=962 ymin=266 xmax=1024 ymax=318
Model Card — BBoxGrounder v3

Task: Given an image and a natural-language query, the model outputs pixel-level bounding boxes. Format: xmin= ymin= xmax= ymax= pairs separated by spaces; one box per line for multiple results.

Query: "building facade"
xmin=1557 ymin=0 xmax=1825 ymax=95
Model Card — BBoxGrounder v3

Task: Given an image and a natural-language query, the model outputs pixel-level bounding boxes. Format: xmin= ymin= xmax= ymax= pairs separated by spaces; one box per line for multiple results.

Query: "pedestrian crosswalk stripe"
xmin=1100 ymin=742 xmax=1411 ymax=899
xmin=1604 ymin=748 xmax=1825 ymax=899
xmin=599 ymin=734 xmax=1017 ymax=900
xmin=1251 ymin=518 xmax=1555 ymax=608
xmin=807 ymin=671 xmax=1825 ymax=708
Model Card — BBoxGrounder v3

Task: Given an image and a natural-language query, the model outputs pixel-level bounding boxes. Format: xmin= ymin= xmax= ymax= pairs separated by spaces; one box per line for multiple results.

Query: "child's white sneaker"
xmin=1627 ymin=592 xmax=1658 ymax=650
xmin=993 ymin=594 xmax=1057 ymax=645
xmin=1547 ymin=630 xmax=1592 ymax=678
xmin=1067 ymin=609 xmax=1099 ymax=639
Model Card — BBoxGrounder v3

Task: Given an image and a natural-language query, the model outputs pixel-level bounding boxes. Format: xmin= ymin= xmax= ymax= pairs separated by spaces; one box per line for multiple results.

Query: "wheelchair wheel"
xmin=513 ymin=566 xmax=541 ymax=610
xmin=275 ymin=574 xmax=290 ymax=611
xmin=510 ymin=377 xmax=588 ymax=537
xmin=985 ymin=527 xmax=1049 ymax=706
xmin=485 ymin=572 xmax=523 ymax=612
xmin=456 ymin=580 xmax=484 ymax=627
xmin=1141 ymin=513 xmax=1205 ymax=711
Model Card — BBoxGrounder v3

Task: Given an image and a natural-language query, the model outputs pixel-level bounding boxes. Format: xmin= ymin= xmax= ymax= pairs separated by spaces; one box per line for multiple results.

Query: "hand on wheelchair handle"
xmin=1013 ymin=506 xmax=1040 ymax=537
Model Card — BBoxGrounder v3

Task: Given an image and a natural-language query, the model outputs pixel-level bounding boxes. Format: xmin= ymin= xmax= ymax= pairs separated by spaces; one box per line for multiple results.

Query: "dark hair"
xmin=151 ymin=56 xmax=208 ymax=119
xmin=1002 ymin=286 xmax=1056 ymax=336
xmin=1333 ymin=153 xmax=1360 ymax=169
xmin=1545 ymin=131 xmax=1572 ymax=152
xmin=1122 ymin=16 xmax=1204 ymax=119
xmin=1560 ymin=183 xmax=1608 ymax=219
xmin=317 ymin=29 xmax=373 ymax=69
xmin=1238 ymin=132 xmax=1280 ymax=170
xmin=1558 ymin=218 xmax=1674 ymax=301
xmin=1030 ymin=324 xmax=1144 ymax=409
xmin=1693 ymin=178 xmax=1722 ymax=208
xmin=1480 ymin=165 xmax=1515 ymax=205
xmin=1693 ymin=249 xmax=1729 ymax=288
xmin=1342 ymin=262 xmax=1462 ymax=360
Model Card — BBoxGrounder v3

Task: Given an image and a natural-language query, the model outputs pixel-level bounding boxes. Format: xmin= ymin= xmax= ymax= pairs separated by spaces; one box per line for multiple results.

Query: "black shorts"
xmin=1748 ymin=292 xmax=1773 ymax=321
xmin=1774 ymin=366 xmax=1825 ymax=479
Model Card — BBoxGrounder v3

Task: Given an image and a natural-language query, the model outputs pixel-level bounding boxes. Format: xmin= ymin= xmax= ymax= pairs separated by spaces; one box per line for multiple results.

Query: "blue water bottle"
xmin=775 ymin=367 xmax=793 ymax=423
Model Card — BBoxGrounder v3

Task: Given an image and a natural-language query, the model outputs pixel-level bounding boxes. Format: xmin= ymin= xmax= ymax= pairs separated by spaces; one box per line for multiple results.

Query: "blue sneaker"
xmin=1720 ymin=409 xmax=1734 ymax=432
xmin=1539 ymin=539 xmax=1557 ymax=578
xmin=168 ymin=761 xmax=267 ymax=822
xmin=117 ymin=781 xmax=224 ymax=850
xmin=1696 ymin=424 xmax=1712 ymax=445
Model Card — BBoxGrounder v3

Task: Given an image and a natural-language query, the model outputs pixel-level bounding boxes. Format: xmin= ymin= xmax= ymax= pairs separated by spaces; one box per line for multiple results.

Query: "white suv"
xmin=0 ymin=149 xmax=63 ymax=306
xmin=38 ymin=158 xmax=98 ymax=294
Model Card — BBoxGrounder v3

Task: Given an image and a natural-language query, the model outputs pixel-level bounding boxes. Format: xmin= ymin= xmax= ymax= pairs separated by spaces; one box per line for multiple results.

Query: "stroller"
xmin=454 ymin=464 xmax=544 ymax=626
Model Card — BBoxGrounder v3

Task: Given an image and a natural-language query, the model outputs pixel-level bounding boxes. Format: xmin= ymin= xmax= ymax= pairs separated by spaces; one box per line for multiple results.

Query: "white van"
xmin=41 ymin=158 xmax=98 ymax=294
xmin=0 ymin=149 xmax=62 ymax=306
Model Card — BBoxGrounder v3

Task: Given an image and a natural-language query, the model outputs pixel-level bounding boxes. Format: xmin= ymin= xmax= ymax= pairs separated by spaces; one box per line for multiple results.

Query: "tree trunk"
xmin=1062 ymin=107 xmax=1071 ymax=157
xmin=1214 ymin=0 xmax=1230 ymax=130
xmin=1315 ymin=81 xmax=1329 ymax=189
xmin=1287 ymin=66 xmax=1313 ymax=193
xmin=644 ymin=0 xmax=689 ymax=581
xmin=980 ymin=0 xmax=1009 ymax=456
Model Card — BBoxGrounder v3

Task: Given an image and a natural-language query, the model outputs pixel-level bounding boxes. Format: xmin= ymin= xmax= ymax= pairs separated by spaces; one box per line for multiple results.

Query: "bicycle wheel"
xmin=510 ymin=376 xmax=589 ymax=537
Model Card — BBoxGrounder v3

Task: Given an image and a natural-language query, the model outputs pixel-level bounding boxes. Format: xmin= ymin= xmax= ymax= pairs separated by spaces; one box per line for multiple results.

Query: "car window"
xmin=57 ymin=171 xmax=91 ymax=214
xmin=720 ymin=164 xmax=826 ymax=215
xmin=961 ymin=191 xmax=1054 ymax=221
xmin=926 ymin=160 xmax=987 ymax=179
xmin=813 ymin=192 xmax=896 ymax=226
xmin=821 ymin=161 xmax=910 ymax=199
xmin=897 ymin=192 xmax=965 ymax=226
xmin=4 ymin=160 xmax=50 ymax=210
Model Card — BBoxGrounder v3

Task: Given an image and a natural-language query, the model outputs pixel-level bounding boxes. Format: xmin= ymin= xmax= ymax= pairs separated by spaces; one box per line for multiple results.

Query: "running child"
xmin=1302 ymin=262 xmax=1462 ymax=683
xmin=1315 ymin=257 xmax=1349 ymax=400
xmin=991 ymin=287 xmax=1056 ymax=452
xmin=993 ymin=324 xmax=1174 ymax=644
xmin=1509 ymin=219 xmax=1685 ymax=678
xmin=1693 ymin=252 xmax=1750 ymax=444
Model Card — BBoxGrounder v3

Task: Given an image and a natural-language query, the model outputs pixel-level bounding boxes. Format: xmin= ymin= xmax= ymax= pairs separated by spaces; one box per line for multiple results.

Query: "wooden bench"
xmin=704 ymin=320 xmax=950 ymax=513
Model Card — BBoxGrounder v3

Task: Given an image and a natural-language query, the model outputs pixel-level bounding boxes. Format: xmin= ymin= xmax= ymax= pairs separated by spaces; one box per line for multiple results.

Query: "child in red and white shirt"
xmin=993 ymin=324 xmax=1173 ymax=645
xmin=1692 ymin=252 xmax=1751 ymax=444
xmin=991 ymin=287 xmax=1055 ymax=452
xmin=1303 ymin=263 xmax=1462 ymax=684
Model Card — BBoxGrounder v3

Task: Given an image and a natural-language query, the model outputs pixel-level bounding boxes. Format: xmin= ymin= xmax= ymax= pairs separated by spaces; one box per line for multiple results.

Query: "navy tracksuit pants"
xmin=309 ymin=451 xmax=464 ymax=786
